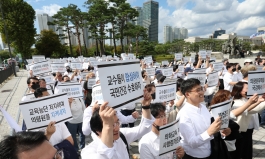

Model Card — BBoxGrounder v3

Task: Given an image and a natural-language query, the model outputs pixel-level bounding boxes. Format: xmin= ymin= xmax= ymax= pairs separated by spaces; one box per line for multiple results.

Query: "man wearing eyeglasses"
xmin=0 ymin=131 xmax=64 ymax=159
xmin=177 ymin=78 xmax=221 ymax=159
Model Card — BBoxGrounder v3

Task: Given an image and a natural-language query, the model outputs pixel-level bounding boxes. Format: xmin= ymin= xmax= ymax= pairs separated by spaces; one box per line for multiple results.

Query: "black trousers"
xmin=183 ymin=154 xmax=210 ymax=159
xmin=240 ymin=129 xmax=254 ymax=159
xmin=219 ymin=79 xmax=224 ymax=90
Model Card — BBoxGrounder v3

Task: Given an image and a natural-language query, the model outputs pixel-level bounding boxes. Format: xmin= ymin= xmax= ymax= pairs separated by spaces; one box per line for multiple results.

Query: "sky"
xmin=27 ymin=0 xmax=265 ymax=43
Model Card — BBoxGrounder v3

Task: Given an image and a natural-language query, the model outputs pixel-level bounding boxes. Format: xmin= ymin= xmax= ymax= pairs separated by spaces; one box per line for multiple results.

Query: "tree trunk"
xmin=96 ymin=38 xmax=99 ymax=56
xmin=76 ymin=25 xmax=82 ymax=56
xmin=99 ymin=39 xmax=104 ymax=56
xmin=82 ymin=27 xmax=88 ymax=55
xmin=111 ymin=25 xmax=117 ymax=55
xmin=127 ymin=35 xmax=130 ymax=53
xmin=136 ymin=36 xmax=139 ymax=55
xmin=67 ymin=26 xmax=73 ymax=56
xmin=120 ymin=21 xmax=125 ymax=53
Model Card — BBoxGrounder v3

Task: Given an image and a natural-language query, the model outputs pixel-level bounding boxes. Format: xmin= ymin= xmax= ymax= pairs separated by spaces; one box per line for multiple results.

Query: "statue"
xmin=222 ymin=37 xmax=241 ymax=56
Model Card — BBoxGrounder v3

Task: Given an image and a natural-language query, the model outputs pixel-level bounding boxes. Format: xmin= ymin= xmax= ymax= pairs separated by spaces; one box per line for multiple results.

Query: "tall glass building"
xmin=143 ymin=0 xmax=159 ymax=42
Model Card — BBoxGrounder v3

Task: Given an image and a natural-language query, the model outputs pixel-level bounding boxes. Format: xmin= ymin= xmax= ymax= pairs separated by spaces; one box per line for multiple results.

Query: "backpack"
xmin=120 ymin=131 xmax=130 ymax=157
xmin=54 ymin=139 xmax=79 ymax=159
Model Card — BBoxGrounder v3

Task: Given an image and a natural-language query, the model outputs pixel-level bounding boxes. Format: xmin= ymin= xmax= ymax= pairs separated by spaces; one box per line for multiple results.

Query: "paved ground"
xmin=0 ymin=56 xmax=264 ymax=159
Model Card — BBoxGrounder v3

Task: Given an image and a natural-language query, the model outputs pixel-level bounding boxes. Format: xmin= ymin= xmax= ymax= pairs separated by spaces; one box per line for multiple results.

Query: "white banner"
xmin=145 ymin=68 xmax=156 ymax=76
xmin=97 ymin=60 xmax=144 ymax=109
xmin=178 ymin=65 xmax=185 ymax=73
xmin=71 ymin=62 xmax=83 ymax=70
xmin=159 ymin=120 xmax=180 ymax=156
xmin=29 ymin=60 xmax=51 ymax=76
xmin=212 ymin=62 xmax=223 ymax=71
xmin=82 ymin=62 xmax=89 ymax=69
xmin=0 ymin=105 xmax=22 ymax=132
xmin=175 ymin=53 xmax=183 ymax=60
xmin=32 ymin=55 xmax=45 ymax=63
xmin=247 ymin=71 xmax=265 ymax=96
xmin=19 ymin=93 xmax=72 ymax=131
xmin=91 ymin=84 xmax=104 ymax=105
xmin=187 ymin=72 xmax=206 ymax=86
xmin=207 ymin=50 xmax=212 ymax=57
xmin=155 ymin=83 xmax=176 ymax=102
xmin=194 ymin=68 xmax=207 ymax=73
xmin=39 ymin=75 xmax=55 ymax=85
xmin=87 ymin=77 xmax=96 ymax=89
xmin=55 ymin=82 xmax=83 ymax=98
xmin=256 ymin=66 xmax=264 ymax=71
xmin=144 ymin=56 xmax=153 ymax=64
xmin=199 ymin=50 xmax=207 ymax=59
xmin=183 ymin=57 xmax=189 ymax=63
xmin=89 ymin=61 xmax=98 ymax=66
xmin=51 ymin=63 xmax=66 ymax=73
xmin=211 ymin=98 xmax=233 ymax=129
xmin=207 ymin=71 xmax=219 ymax=87
xmin=157 ymin=67 xmax=173 ymax=77
xmin=162 ymin=61 xmax=169 ymax=66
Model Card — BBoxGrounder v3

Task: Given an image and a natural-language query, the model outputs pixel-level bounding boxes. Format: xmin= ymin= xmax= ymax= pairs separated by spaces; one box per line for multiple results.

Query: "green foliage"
xmin=0 ymin=0 xmax=36 ymax=59
xmin=35 ymin=30 xmax=66 ymax=58
xmin=0 ymin=50 xmax=15 ymax=60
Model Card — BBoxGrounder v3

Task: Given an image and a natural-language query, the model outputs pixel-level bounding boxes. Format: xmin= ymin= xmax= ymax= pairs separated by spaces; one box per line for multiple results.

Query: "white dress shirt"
xmin=177 ymin=102 xmax=213 ymax=158
xmin=232 ymin=71 xmax=243 ymax=82
xmin=223 ymin=72 xmax=234 ymax=92
xmin=82 ymin=107 xmax=137 ymax=136
xmin=81 ymin=116 xmax=155 ymax=159
xmin=139 ymin=131 xmax=174 ymax=159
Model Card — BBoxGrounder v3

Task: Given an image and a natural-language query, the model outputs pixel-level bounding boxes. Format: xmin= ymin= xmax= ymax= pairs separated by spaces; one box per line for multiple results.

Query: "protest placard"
xmin=211 ymin=98 xmax=233 ymax=129
xmin=145 ymin=68 xmax=156 ymax=76
xmin=175 ymin=53 xmax=183 ymax=61
xmin=82 ymin=62 xmax=89 ymax=69
xmin=97 ymin=60 xmax=144 ymax=109
xmin=162 ymin=61 xmax=169 ymax=66
xmin=29 ymin=60 xmax=51 ymax=76
xmin=199 ymin=50 xmax=207 ymax=59
xmin=0 ymin=105 xmax=22 ymax=132
xmin=207 ymin=50 xmax=212 ymax=57
xmin=91 ymin=84 xmax=104 ymax=105
xmin=157 ymin=67 xmax=173 ymax=77
xmin=80 ymin=72 xmax=88 ymax=80
xmin=23 ymin=89 xmax=54 ymax=101
xmin=32 ymin=55 xmax=45 ymax=63
xmin=159 ymin=120 xmax=180 ymax=156
xmin=50 ymin=63 xmax=66 ymax=73
xmin=155 ymin=83 xmax=176 ymax=102
xmin=19 ymin=93 xmax=72 ymax=131
xmin=39 ymin=75 xmax=55 ymax=85
xmin=89 ymin=61 xmax=97 ymax=66
xmin=183 ymin=57 xmax=189 ymax=63
xmin=190 ymin=56 xmax=195 ymax=63
xmin=163 ymin=78 xmax=177 ymax=85
xmin=187 ymin=72 xmax=206 ymax=86
xmin=26 ymin=59 xmax=33 ymax=64
xmin=207 ymin=71 xmax=219 ymax=87
xmin=247 ymin=71 xmax=265 ymax=96
xmin=256 ymin=66 xmax=264 ymax=71
xmin=71 ymin=62 xmax=83 ymax=70
xmin=144 ymin=56 xmax=153 ymax=64
xmin=178 ymin=65 xmax=185 ymax=73
xmin=55 ymin=82 xmax=83 ymax=98
xmin=194 ymin=68 xmax=207 ymax=73
xmin=212 ymin=62 xmax=223 ymax=71
xmin=87 ymin=77 xmax=96 ymax=89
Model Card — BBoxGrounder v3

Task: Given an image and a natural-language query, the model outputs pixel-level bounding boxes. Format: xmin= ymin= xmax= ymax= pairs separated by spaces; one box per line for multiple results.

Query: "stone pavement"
xmin=0 ymin=62 xmax=265 ymax=158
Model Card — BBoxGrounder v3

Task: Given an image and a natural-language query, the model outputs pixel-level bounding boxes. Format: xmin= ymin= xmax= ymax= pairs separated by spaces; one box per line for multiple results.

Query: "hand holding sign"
xmin=207 ymin=116 xmax=221 ymax=136
xmin=220 ymin=128 xmax=231 ymax=137
xmin=99 ymin=102 xmax=115 ymax=126
xmin=176 ymin=146 xmax=185 ymax=159
xmin=142 ymin=88 xmax=152 ymax=106
xmin=46 ymin=121 xmax=56 ymax=140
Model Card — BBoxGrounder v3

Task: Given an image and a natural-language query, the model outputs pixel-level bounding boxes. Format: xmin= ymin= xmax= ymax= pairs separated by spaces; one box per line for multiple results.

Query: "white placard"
xmin=163 ymin=78 xmax=177 ymax=85
xmin=82 ymin=62 xmax=89 ymax=69
xmin=190 ymin=57 xmax=195 ymax=63
xmin=183 ymin=57 xmax=189 ymax=63
xmin=71 ymin=62 xmax=83 ymax=70
xmin=194 ymin=68 xmax=207 ymax=73
xmin=178 ymin=65 xmax=185 ymax=73
xmin=187 ymin=73 xmax=206 ymax=86
xmin=55 ymin=82 xmax=83 ymax=98
xmin=212 ymin=62 xmax=223 ymax=71
xmin=97 ymin=60 xmax=143 ymax=109
xmin=39 ymin=75 xmax=55 ymax=85
xmin=0 ymin=105 xmax=22 ymax=132
xmin=207 ymin=71 xmax=219 ymax=87
xmin=211 ymin=98 xmax=233 ymax=129
xmin=32 ymin=55 xmax=45 ymax=63
xmin=162 ymin=61 xmax=169 ymax=66
xmin=51 ymin=63 xmax=66 ymax=73
xmin=89 ymin=61 xmax=97 ymax=66
xmin=23 ymin=89 xmax=54 ymax=101
xmin=26 ymin=65 xmax=29 ymax=71
xmin=87 ymin=77 xmax=96 ymax=89
xmin=26 ymin=59 xmax=33 ymax=64
xmin=91 ymin=84 xmax=104 ymax=105
xmin=207 ymin=50 xmax=212 ymax=57
xmin=256 ymin=66 xmax=264 ymax=71
xmin=247 ymin=71 xmax=265 ymax=96
xmin=175 ymin=53 xmax=183 ymax=61
xmin=144 ymin=56 xmax=153 ymax=64
xmin=29 ymin=60 xmax=51 ymax=76
xmin=159 ymin=120 xmax=180 ymax=156
xmin=80 ymin=72 xmax=88 ymax=80
xmin=199 ymin=50 xmax=207 ymax=59
xmin=19 ymin=93 xmax=72 ymax=131
xmin=157 ymin=67 xmax=173 ymax=77
xmin=155 ymin=83 xmax=176 ymax=102
xmin=145 ymin=68 xmax=156 ymax=76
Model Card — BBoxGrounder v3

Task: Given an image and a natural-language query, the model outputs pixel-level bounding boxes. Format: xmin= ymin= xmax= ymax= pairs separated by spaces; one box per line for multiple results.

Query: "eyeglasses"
xmin=53 ymin=149 xmax=64 ymax=159
xmin=31 ymin=82 xmax=39 ymax=85
xmin=113 ymin=121 xmax=121 ymax=128
xmin=189 ymin=86 xmax=205 ymax=93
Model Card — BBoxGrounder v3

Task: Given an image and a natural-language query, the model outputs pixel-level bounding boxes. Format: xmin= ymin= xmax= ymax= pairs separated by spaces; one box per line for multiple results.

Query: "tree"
xmin=0 ymin=0 xmax=36 ymax=59
xmin=35 ymin=30 xmax=65 ymax=58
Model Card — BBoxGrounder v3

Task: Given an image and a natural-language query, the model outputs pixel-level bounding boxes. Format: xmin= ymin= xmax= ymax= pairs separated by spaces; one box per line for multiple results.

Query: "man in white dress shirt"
xmin=223 ymin=63 xmax=238 ymax=92
xmin=139 ymin=102 xmax=184 ymax=159
xmin=177 ymin=78 xmax=221 ymax=159
xmin=81 ymin=89 xmax=155 ymax=159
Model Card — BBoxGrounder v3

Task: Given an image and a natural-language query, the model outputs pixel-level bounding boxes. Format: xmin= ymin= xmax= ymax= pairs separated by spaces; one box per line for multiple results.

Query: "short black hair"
xmin=180 ymin=78 xmax=200 ymax=96
xmin=173 ymin=65 xmax=178 ymax=72
xmin=62 ymin=75 xmax=69 ymax=80
xmin=177 ymin=78 xmax=184 ymax=91
xmin=34 ymin=87 xmax=48 ymax=98
xmin=226 ymin=63 xmax=234 ymax=70
xmin=27 ymin=77 xmax=39 ymax=84
xmin=39 ymin=79 xmax=46 ymax=82
xmin=150 ymin=103 xmax=166 ymax=118
xmin=231 ymin=82 xmax=248 ymax=99
xmin=141 ymin=70 xmax=146 ymax=78
xmin=90 ymin=108 xmax=103 ymax=136
xmin=0 ymin=131 xmax=47 ymax=159
xmin=258 ymin=59 xmax=263 ymax=65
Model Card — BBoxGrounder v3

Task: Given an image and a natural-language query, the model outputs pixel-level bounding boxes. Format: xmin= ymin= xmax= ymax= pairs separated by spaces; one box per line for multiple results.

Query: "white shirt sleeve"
xmin=60 ymin=123 xmax=71 ymax=139
xmin=116 ymin=111 xmax=137 ymax=124
xmin=139 ymin=143 xmax=155 ymax=159
xmin=82 ymin=107 xmax=93 ymax=136
xmin=179 ymin=116 xmax=213 ymax=148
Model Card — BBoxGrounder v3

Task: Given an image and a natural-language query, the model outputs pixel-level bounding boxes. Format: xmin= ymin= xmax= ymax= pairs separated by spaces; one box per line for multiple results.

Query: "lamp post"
xmin=0 ymin=1 xmax=17 ymax=76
